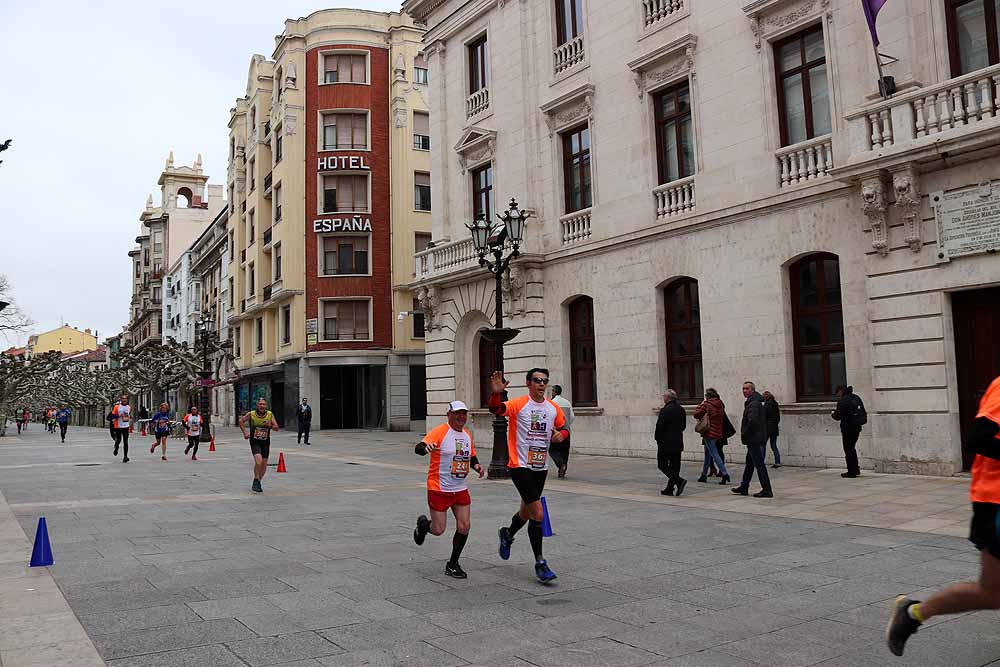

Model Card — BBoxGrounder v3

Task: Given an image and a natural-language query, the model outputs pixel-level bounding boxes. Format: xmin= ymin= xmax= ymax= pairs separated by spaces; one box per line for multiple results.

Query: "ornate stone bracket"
xmin=502 ymin=266 xmax=526 ymax=318
xmin=417 ymin=286 xmax=440 ymax=331
xmin=540 ymin=84 xmax=595 ymax=138
xmin=627 ymin=35 xmax=697 ymax=101
xmin=892 ymin=166 xmax=922 ymax=252
xmin=743 ymin=0 xmax=830 ymax=51
xmin=861 ymin=175 xmax=889 ymax=256
xmin=284 ymin=63 xmax=297 ymax=90
xmin=454 ymin=127 xmax=497 ymax=174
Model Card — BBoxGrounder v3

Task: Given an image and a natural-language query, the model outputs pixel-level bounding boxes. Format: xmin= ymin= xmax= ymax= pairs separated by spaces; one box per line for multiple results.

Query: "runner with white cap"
xmin=412 ymin=400 xmax=484 ymax=578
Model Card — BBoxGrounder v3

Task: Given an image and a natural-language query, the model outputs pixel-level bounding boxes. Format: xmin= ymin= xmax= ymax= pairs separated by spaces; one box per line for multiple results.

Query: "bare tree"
xmin=0 ymin=274 xmax=33 ymax=341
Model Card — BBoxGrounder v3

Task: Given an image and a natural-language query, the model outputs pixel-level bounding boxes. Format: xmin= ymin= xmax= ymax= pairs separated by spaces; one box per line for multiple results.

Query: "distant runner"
xmin=183 ymin=406 xmax=203 ymax=461
xmin=240 ymin=398 xmax=279 ymax=493
xmin=55 ymin=404 xmax=71 ymax=443
xmin=108 ymin=395 xmax=131 ymax=463
xmin=149 ymin=403 xmax=171 ymax=461
xmin=412 ymin=401 xmax=484 ymax=579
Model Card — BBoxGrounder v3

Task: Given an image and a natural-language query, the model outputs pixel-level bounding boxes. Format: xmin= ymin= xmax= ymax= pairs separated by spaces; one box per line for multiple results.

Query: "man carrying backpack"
xmin=832 ymin=385 xmax=867 ymax=478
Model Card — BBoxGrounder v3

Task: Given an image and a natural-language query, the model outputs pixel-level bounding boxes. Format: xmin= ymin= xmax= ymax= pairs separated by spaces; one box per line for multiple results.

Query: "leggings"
xmin=112 ymin=428 xmax=130 ymax=457
xmin=187 ymin=436 xmax=200 ymax=455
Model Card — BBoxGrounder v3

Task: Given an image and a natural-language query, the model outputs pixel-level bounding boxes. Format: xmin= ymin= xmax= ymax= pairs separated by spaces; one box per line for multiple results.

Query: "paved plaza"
xmin=0 ymin=424 xmax=997 ymax=666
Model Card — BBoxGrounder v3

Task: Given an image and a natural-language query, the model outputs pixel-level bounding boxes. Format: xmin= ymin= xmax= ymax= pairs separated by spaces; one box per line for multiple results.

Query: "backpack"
xmin=848 ymin=394 xmax=868 ymax=427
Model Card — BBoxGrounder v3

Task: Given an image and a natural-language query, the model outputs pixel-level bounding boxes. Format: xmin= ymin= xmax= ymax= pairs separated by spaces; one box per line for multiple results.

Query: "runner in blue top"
xmin=149 ymin=402 xmax=172 ymax=461
xmin=55 ymin=404 xmax=72 ymax=443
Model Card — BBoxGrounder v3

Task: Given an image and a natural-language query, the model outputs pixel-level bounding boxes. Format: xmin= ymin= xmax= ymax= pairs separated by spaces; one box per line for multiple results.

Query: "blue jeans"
xmin=768 ymin=433 xmax=781 ymax=465
xmin=701 ymin=438 xmax=727 ymax=478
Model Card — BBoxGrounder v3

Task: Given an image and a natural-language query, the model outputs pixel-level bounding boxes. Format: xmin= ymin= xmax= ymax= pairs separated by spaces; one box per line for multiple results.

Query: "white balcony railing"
xmin=416 ymin=238 xmax=479 ymax=281
xmin=560 ymin=208 xmax=592 ymax=245
xmin=776 ymin=135 xmax=834 ymax=188
xmin=466 ymin=88 xmax=490 ymax=120
xmin=643 ymin=0 xmax=684 ymax=27
xmin=554 ymin=36 xmax=585 ymax=75
xmin=653 ymin=176 xmax=696 ymax=218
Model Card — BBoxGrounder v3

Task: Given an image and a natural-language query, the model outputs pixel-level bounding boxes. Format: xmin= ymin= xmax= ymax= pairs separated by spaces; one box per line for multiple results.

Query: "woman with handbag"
xmin=693 ymin=388 xmax=730 ymax=485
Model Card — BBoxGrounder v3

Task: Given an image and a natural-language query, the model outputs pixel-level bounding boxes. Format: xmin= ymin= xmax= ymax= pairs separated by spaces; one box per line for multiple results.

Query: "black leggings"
xmin=187 ymin=436 xmax=200 ymax=455
xmin=112 ymin=428 xmax=130 ymax=457
xmin=59 ymin=422 xmax=68 ymax=439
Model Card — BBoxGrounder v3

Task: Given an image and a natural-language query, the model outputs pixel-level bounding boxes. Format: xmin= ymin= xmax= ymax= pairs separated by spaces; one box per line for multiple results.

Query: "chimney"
xmin=85 ymin=328 xmax=91 ymax=334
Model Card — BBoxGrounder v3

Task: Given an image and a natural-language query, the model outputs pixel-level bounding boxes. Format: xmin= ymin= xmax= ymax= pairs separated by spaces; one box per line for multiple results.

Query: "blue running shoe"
xmin=535 ymin=559 xmax=557 ymax=583
xmin=498 ymin=526 xmax=513 ymax=560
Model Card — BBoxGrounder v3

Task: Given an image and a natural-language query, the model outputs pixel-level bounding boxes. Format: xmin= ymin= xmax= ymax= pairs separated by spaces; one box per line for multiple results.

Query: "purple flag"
xmin=862 ymin=0 xmax=889 ymax=46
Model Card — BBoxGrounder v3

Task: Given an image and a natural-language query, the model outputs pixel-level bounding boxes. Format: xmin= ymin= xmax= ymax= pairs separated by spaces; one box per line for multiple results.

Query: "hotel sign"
xmin=317 ymin=156 xmax=369 ymax=171
xmin=313 ymin=155 xmax=373 ymax=233
xmin=932 ymin=181 xmax=1000 ymax=262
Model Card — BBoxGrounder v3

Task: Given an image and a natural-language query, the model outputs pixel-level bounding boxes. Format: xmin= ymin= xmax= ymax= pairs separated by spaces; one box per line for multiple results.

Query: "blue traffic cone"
xmin=540 ymin=496 xmax=554 ymax=537
xmin=29 ymin=517 xmax=54 ymax=567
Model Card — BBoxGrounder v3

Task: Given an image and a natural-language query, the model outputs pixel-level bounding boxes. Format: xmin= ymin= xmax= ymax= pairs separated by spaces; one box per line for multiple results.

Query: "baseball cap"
xmin=447 ymin=400 xmax=469 ymax=412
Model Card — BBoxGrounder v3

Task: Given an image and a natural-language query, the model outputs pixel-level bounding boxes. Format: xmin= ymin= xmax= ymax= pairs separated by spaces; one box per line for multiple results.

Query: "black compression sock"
xmin=450 ymin=531 xmax=469 ymax=563
xmin=527 ymin=520 xmax=544 ymax=559
xmin=508 ymin=513 xmax=527 ymax=536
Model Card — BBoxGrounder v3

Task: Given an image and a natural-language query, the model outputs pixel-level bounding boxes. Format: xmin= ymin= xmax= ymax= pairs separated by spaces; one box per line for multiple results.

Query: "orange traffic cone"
xmin=276 ymin=452 xmax=287 ymax=473
xmin=209 ymin=435 xmax=216 ymax=452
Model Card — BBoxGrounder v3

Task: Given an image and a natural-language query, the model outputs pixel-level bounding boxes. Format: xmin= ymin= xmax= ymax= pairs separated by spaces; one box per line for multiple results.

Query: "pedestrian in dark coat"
xmin=763 ymin=391 xmax=782 ymax=468
xmin=693 ymin=388 xmax=729 ymax=485
xmin=655 ymin=389 xmax=687 ymax=496
xmin=832 ymin=385 xmax=866 ymax=478
xmin=732 ymin=381 xmax=774 ymax=498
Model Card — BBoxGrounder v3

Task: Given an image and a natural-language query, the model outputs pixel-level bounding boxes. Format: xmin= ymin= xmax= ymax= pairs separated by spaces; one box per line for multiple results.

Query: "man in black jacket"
xmin=832 ymin=385 xmax=864 ymax=478
xmin=655 ymin=389 xmax=687 ymax=496
xmin=732 ymin=381 xmax=773 ymax=498
xmin=296 ymin=398 xmax=313 ymax=445
xmin=763 ymin=391 xmax=781 ymax=468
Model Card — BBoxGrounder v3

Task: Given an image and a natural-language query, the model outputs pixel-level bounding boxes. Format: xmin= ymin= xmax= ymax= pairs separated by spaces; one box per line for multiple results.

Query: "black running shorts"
xmin=250 ymin=440 xmax=271 ymax=459
xmin=970 ymin=502 xmax=1000 ymax=559
xmin=510 ymin=468 xmax=548 ymax=504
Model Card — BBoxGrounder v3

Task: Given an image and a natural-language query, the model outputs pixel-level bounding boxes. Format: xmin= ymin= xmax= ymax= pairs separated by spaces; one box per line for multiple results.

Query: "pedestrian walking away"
xmin=296 ymin=397 xmax=312 ymax=445
xmin=150 ymin=403 xmax=172 ymax=461
xmin=887 ymin=375 xmax=1000 ymax=657
xmin=694 ymin=388 xmax=730 ymax=486
xmin=183 ymin=406 xmax=203 ymax=460
xmin=21 ymin=409 xmax=29 ymax=432
xmin=490 ymin=368 xmax=569 ymax=583
xmin=412 ymin=400 xmax=485 ymax=579
xmin=549 ymin=384 xmax=575 ymax=478
xmin=832 ymin=384 xmax=866 ymax=477
xmin=655 ymin=389 xmax=688 ymax=496
xmin=108 ymin=395 xmax=132 ymax=463
xmin=732 ymin=381 xmax=774 ymax=498
xmin=55 ymin=403 xmax=71 ymax=443
xmin=241 ymin=398 xmax=279 ymax=493
xmin=763 ymin=390 xmax=782 ymax=467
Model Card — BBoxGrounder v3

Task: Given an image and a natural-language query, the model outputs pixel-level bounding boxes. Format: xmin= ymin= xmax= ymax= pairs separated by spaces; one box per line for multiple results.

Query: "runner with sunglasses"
xmin=489 ymin=368 xmax=568 ymax=583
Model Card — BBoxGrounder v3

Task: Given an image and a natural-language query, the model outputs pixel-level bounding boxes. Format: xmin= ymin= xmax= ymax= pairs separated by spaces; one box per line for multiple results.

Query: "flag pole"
xmin=872 ymin=44 xmax=889 ymax=100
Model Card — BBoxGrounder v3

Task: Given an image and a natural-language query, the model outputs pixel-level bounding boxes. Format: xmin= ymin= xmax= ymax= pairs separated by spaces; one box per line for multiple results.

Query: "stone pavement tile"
xmin=424 ymin=602 xmax=544 ymax=634
xmin=0 ymin=639 xmax=105 ymax=667
xmin=601 ymin=571 xmax=713 ymax=600
xmin=300 ymin=558 xmax=379 ymax=575
xmin=645 ymin=649 xmax=758 ymax=666
xmin=235 ymin=607 xmax=362 ymax=636
xmin=769 ymin=617 xmax=882 ymax=649
xmin=187 ymin=595 xmax=284 ymax=620
xmin=134 ymin=550 xmax=217 ymax=565
xmin=78 ymin=604 xmax=203 ymax=635
xmin=315 ymin=640 xmax=468 ymax=667
xmin=195 ymin=577 xmax=295 ymax=599
xmin=68 ymin=587 xmax=207 ymax=615
xmin=470 ymin=566 xmax=601 ymax=596
xmin=318 ymin=617 xmax=451 ymax=651
xmin=593 ymin=597 xmax=707 ymax=626
xmin=333 ymin=575 xmax=452 ymax=602
xmin=263 ymin=589 xmax=356 ymax=612
xmin=506 ymin=586 xmax=633 ymax=618
xmin=61 ymin=577 xmax=159 ymax=600
xmin=426 ymin=624 xmax=557 ymax=664
xmin=663 ymin=584 xmax=761 ymax=611
xmin=225 ymin=631 xmax=343 ymax=666
xmin=0 ymin=589 xmax=74 ymax=618
xmin=389 ymin=583 xmax=529 ymax=613
xmin=0 ymin=611 xmax=89 ymax=650
xmin=104 ymin=644 xmax=249 ymax=667
xmin=750 ymin=580 xmax=903 ymax=621
xmin=702 ymin=558 xmax=789 ymax=582
xmin=755 ymin=569 xmax=842 ymax=590
xmin=276 ymin=572 xmax=364 ymax=590
xmin=715 ymin=630 xmax=845 ymax=666
xmin=91 ymin=618 xmax=256 ymax=660
xmin=531 ymin=611 xmax=637 ymax=645
xmin=530 ymin=636 xmax=663 ymax=666
xmin=683 ymin=606 xmax=803 ymax=641
xmin=350 ymin=598 xmax=419 ymax=620
xmin=608 ymin=620 xmax=725 ymax=657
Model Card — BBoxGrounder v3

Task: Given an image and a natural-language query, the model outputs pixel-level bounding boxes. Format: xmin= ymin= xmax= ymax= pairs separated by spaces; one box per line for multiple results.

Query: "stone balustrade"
xmin=776 ymin=135 xmax=834 ymax=188
xmin=466 ymin=88 xmax=490 ymax=120
xmin=560 ymin=208 xmax=592 ymax=245
xmin=643 ymin=0 xmax=684 ymax=27
xmin=416 ymin=238 xmax=479 ymax=280
xmin=554 ymin=36 xmax=585 ymax=75
xmin=653 ymin=176 xmax=696 ymax=218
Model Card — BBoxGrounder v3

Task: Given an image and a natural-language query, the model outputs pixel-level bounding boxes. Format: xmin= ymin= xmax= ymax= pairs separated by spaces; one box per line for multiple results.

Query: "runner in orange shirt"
xmin=887 ymin=375 xmax=1000 ymax=656
xmin=412 ymin=401 xmax=484 ymax=579
xmin=490 ymin=368 xmax=568 ymax=583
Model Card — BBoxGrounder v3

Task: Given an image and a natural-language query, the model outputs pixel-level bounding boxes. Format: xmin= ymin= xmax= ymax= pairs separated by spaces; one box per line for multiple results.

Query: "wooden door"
xmin=953 ymin=287 xmax=1000 ymax=469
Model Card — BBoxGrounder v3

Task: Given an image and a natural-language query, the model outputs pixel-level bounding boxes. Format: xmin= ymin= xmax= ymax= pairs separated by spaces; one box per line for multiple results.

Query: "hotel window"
xmin=322 ymin=112 xmax=368 ymax=150
xmin=248 ymin=263 xmax=255 ymax=296
xmin=274 ymin=242 xmax=282 ymax=280
xmin=568 ymin=295 xmax=598 ymax=406
xmin=413 ymin=298 xmax=425 ymax=338
xmin=322 ymin=236 xmax=369 ymax=276
xmin=946 ymin=0 xmax=1000 ymax=76
xmin=775 ymin=25 xmax=831 ymax=146
xmin=322 ymin=175 xmax=368 ymax=213
xmin=471 ymin=164 xmax=493 ymax=221
xmin=249 ymin=158 xmax=255 ymax=191
xmin=413 ymin=112 xmax=431 ymax=150
xmin=323 ymin=53 xmax=367 ymax=84
xmin=255 ymin=317 xmax=263 ymax=352
xmin=561 ymin=125 xmax=592 ymax=213
xmin=322 ymin=300 xmax=370 ymax=340
xmin=469 ymin=36 xmax=489 ymax=93
xmin=654 ymin=82 xmax=695 ymax=184
xmin=274 ymin=185 xmax=282 ymax=222
xmin=555 ymin=0 xmax=584 ymax=46
xmin=282 ymin=305 xmax=291 ymax=345
xmin=415 ymin=172 xmax=432 ymax=212
xmin=790 ymin=253 xmax=846 ymax=401
xmin=414 ymin=54 xmax=429 ymax=84
xmin=275 ymin=134 xmax=283 ymax=163
xmin=663 ymin=278 xmax=703 ymax=402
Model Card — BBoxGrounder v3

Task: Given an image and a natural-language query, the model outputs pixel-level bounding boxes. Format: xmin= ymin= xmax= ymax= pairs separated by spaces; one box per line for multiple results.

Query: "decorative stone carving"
xmin=394 ymin=108 xmax=408 ymax=128
xmin=458 ymin=138 xmax=496 ymax=174
xmin=750 ymin=16 xmax=762 ymax=50
xmin=747 ymin=0 xmax=829 ymax=49
xmin=541 ymin=86 xmax=595 ymax=137
xmin=861 ymin=176 xmax=889 ymax=256
xmin=502 ymin=266 xmax=525 ymax=317
xmin=284 ymin=114 xmax=297 ymax=136
xmin=285 ymin=63 xmax=297 ymax=89
xmin=630 ymin=40 xmax=696 ymax=100
xmin=766 ymin=0 xmax=818 ymax=28
xmin=893 ymin=167 xmax=922 ymax=252
xmin=417 ymin=286 xmax=440 ymax=331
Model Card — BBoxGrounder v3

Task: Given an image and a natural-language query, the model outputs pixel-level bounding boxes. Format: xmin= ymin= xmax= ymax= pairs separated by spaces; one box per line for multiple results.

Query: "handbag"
xmin=723 ymin=414 xmax=737 ymax=439
xmin=695 ymin=412 xmax=711 ymax=435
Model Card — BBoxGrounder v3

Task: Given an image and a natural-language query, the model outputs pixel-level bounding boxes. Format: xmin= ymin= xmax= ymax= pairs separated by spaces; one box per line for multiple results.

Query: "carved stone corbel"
xmin=750 ymin=16 xmax=762 ymax=51
xmin=502 ymin=266 xmax=525 ymax=317
xmin=861 ymin=175 xmax=889 ymax=256
xmin=417 ymin=286 xmax=440 ymax=331
xmin=893 ymin=167 xmax=922 ymax=252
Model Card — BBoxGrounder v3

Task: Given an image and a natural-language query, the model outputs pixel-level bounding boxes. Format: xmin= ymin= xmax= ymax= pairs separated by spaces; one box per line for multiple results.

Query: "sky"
xmin=0 ymin=0 xmax=402 ymax=348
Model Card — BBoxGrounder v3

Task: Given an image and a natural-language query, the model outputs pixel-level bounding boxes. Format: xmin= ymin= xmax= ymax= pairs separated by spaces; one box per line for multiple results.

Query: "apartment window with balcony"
xmin=274 ymin=185 xmax=282 ymax=222
xmin=274 ymin=242 xmax=282 ymax=280
xmin=412 ymin=298 xmax=425 ymax=339
xmin=152 ymin=287 xmax=162 ymax=304
xmin=561 ymin=125 xmax=592 ymax=213
xmin=275 ymin=134 xmax=283 ymax=163
xmin=322 ymin=175 xmax=368 ymax=213
xmin=415 ymin=232 xmax=432 ymax=254
xmin=322 ymin=236 xmax=369 ymax=276
xmin=947 ymin=0 xmax=1000 ymax=76
xmin=323 ymin=53 xmax=367 ymax=84
xmin=153 ymin=261 xmax=162 ymax=276
xmin=282 ymin=305 xmax=291 ymax=345
xmin=654 ymin=83 xmax=695 ymax=184
xmin=415 ymin=172 xmax=432 ymax=211
xmin=471 ymin=164 xmax=493 ymax=221
xmin=790 ymin=253 xmax=846 ymax=401
xmin=555 ymin=0 xmax=584 ymax=46
xmin=248 ymin=263 xmax=255 ymax=296
xmin=413 ymin=112 xmax=431 ymax=150
xmin=322 ymin=300 xmax=370 ymax=341
xmin=322 ymin=113 xmax=368 ymax=151
xmin=469 ymin=36 xmax=489 ymax=93
xmin=249 ymin=158 xmax=255 ymax=191
xmin=775 ymin=25 xmax=831 ymax=147
xmin=255 ymin=317 xmax=263 ymax=352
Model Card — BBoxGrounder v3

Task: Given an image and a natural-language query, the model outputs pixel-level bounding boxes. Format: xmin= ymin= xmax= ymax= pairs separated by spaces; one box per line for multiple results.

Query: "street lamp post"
xmin=468 ymin=198 xmax=530 ymax=480
xmin=196 ymin=315 xmax=213 ymax=442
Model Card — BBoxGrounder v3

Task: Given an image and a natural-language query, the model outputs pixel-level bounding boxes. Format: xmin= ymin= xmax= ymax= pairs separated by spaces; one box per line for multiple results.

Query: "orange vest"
xmin=970 ymin=376 xmax=1000 ymax=504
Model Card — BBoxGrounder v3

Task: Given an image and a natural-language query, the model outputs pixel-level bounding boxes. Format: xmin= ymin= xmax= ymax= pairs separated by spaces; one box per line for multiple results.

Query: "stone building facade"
xmin=404 ymin=0 xmax=1000 ymax=474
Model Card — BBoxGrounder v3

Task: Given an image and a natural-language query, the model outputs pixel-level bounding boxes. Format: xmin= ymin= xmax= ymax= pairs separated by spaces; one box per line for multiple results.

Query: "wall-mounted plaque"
xmin=305 ymin=318 xmax=318 ymax=335
xmin=932 ymin=181 xmax=1000 ymax=262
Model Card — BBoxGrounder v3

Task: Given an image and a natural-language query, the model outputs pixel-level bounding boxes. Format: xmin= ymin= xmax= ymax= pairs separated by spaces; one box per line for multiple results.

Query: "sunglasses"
xmin=530 ymin=377 xmax=550 ymax=385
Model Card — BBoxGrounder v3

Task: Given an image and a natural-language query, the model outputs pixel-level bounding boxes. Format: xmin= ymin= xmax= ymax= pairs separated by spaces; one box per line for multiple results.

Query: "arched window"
xmin=790 ymin=253 xmax=847 ymax=400
xmin=176 ymin=187 xmax=192 ymax=208
xmin=569 ymin=296 xmax=598 ymax=406
xmin=664 ymin=278 xmax=702 ymax=402
xmin=478 ymin=332 xmax=497 ymax=408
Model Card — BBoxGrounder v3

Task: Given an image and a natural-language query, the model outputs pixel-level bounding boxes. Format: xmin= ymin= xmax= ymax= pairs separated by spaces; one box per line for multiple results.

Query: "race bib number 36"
xmin=528 ymin=446 xmax=548 ymax=468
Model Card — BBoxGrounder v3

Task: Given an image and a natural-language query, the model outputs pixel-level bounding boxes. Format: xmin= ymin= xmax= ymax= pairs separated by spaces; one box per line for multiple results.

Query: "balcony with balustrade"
xmin=642 ymin=0 xmax=685 ymax=29
xmin=776 ymin=135 xmax=834 ymax=189
xmin=466 ymin=88 xmax=490 ymax=120
xmin=554 ymin=36 xmax=585 ymax=76
xmin=653 ymin=176 xmax=696 ymax=219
